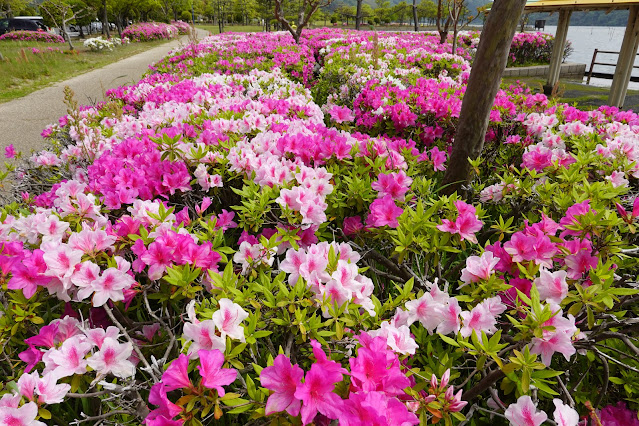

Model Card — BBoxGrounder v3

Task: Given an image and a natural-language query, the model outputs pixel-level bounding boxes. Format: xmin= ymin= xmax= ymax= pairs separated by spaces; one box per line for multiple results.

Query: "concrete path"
xmin=0 ymin=29 xmax=208 ymax=156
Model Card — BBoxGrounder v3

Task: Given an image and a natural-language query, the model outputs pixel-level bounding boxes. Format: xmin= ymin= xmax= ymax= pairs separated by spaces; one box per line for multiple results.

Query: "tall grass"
xmin=0 ymin=39 xmax=168 ymax=102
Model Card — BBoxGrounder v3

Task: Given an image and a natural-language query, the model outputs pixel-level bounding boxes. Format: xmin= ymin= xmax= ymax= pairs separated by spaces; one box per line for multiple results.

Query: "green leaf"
xmin=438 ymin=334 xmax=460 ymax=347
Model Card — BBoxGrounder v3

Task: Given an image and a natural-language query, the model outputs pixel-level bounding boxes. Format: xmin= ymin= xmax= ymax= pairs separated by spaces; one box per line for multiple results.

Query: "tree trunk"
xmin=356 ymin=0 xmax=363 ymax=30
xmin=412 ymin=0 xmax=418 ymax=31
xmin=103 ymin=0 xmax=110 ymax=39
xmin=441 ymin=0 xmax=527 ymax=196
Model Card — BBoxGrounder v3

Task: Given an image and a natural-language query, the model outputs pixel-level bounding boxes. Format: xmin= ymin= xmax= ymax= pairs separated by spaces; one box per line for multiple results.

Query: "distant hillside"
xmin=528 ymin=10 xmax=629 ymax=27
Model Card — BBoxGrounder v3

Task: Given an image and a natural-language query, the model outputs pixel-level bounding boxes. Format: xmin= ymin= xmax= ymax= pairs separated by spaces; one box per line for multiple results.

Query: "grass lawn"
xmin=0 ymin=39 xmax=170 ymax=103
xmin=503 ymin=76 xmax=639 ymax=111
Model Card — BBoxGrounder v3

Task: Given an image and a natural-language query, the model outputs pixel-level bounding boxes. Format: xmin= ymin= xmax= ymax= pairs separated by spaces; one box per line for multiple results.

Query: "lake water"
xmin=543 ymin=25 xmax=636 ymax=89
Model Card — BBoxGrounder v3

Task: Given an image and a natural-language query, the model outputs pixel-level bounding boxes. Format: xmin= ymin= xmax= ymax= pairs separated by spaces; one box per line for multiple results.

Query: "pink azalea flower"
xmin=564 ymin=250 xmax=598 ymax=280
xmin=35 ymin=372 xmax=71 ymax=404
xmin=460 ymin=303 xmax=499 ymax=338
xmin=599 ymin=401 xmax=639 ymax=426
xmin=437 ymin=201 xmax=483 ymax=244
xmin=460 ymin=252 xmax=500 ymax=285
xmin=25 ymin=323 xmax=59 ymax=349
xmin=535 ymin=269 xmax=569 ymax=304
xmin=504 ymin=233 xmax=537 ymax=263
xmin=4 ymin=144 xmax=16 ymax=159
xmin=145 ymin=383 xmax=183 ymax=424
xmin=196 ymin=349 xmax=237 ymax=396
xmin=90 ymin=267 xmax=135 ymax=307
xmin=294 ymin=364 xmax=344 ymax=425
xmin=371 ymin=171 xmax=412 ymax=200
xmin=84 ymin=326 xmax=119 ymax=349
xmin=140 ymin=242 xmax=174 ymax=280
xmin=530 ymin=331 xmax=576 ymax=366
xmin=212 ymin=298 xmax=249 ymax=342
xmin=342 ymin=216 xmax=364 ymax=236
xmin=367 ymin=195 xmax=404 ymax=228
xmin=17 ymin=371 xmax=39 ymax=401
xmin=552 ymin=399 xmax=579 ymax=426
xmin=339 ymin=391 xmax=419 ymax=426
xmin=329 ymin=105 xmax=355 ymax=123
xmin=260 ymin=354 xmax=304 ymax=416
xmin=182 ymin=319 xmax=226 ymax=357
xmin=162 ymin=354 xmax=193 ymax=391
xmin=309 ymin=340 xmax=349 ymax=382
xmin=349 ymin=338 xmax=410 ymax=396
xmin=86 ymin=337 xmax=135 ymax=378
xmin=404 ymin=292 xmax=445 ymax=332
xmin=18 ymin=346 xmax=43 ymax=373
xmin=0 ymin=402 xmax=45 ymax=426
xmin=47 ymin=335 xmax=92 ymax=378
xmin=8 ymin=250 xmax=50 ymax=299
xmin=42 ymin=243 xmax=83 ymax=281
xmin=504 ymin=396 xmax=548 ymax=426
xmin=429 ymin=146 xmax=447 ymax=171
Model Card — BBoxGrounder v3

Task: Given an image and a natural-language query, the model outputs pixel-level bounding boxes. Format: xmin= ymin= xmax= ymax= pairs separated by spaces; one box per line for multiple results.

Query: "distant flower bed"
xmin=458 ymin=31 xmax=572 ymax=67
xmin=0 ymin=30 xmax=64 ymax=43
xmin=122 ymin=22 xmax=178 ymax=42
xmin=170 ymin=20 xmax=191 ymax=35
xmin=83 ymin=36 xmax=128 ymax=52
xmin=83 ymin=37 xmax=115 ymax=52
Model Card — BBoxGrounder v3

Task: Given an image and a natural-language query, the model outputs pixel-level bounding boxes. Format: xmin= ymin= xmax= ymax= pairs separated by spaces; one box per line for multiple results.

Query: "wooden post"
xmin=543 ymin=9 xmax=571 ymax=95
xmin=586 ymin=48 xmax=598 ymax=85
xmin=609 ymin=6 xmax=639 ymax=108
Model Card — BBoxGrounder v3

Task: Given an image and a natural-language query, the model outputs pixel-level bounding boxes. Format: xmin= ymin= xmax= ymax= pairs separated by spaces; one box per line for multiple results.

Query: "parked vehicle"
xmin=13 ymin=16 xmax=53 ymax=33
xmin=0 ymin=18 xmax=40 ymax=35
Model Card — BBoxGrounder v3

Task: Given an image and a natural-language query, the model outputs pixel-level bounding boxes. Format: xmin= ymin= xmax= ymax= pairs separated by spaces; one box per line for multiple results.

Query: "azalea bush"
xmin=1 ymin=28 xmax=639 ymax=426
xmin=122 ymin=22 xmax=179 ymax=42
xmin=170 ymin=20 xmax=192 ymax=35
xmin=82 ymin=37 xmax=117 ymax=52
xmin=459 ymin=31 xmax=573 ymax=67
xmin=0 ymin=31 xmax=64 ymax=43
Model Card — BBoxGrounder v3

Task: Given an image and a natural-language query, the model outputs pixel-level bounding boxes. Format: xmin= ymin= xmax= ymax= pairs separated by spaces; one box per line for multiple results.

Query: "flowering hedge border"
xmin=1 ymin=28 xmax=638 ymax=426
xmin=0 ymin=30 xmax=65 ymax=43
xmin=122 ymin=22 xmax=179 ymax=42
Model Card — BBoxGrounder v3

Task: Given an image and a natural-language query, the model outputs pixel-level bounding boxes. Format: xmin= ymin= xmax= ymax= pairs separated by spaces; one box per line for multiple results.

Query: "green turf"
xmin=0 ymin=38 xmax=169 ymax=103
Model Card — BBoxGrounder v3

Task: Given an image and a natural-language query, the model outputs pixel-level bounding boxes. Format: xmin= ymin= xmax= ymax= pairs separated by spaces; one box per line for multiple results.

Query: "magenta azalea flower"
xmin=294 ymin=364 xmax=344 ymax=425
xmin=197 ymin=349 xmax=237 ymax=396
xmin=367 ymin=195 xmax=404 ymax=228
xmin=162 ymin=354 xmax=192 ymax=391
xmin=260 ymin=354 xmax=304 ymax=416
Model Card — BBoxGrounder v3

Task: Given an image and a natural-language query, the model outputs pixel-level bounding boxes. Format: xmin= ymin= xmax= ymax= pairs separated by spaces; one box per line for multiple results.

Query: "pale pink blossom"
xmin=504 ymin=396 xmax=547 ymax=426
xmin=42 ymin=243 xmax=83 ymax=281
xmin=535 ymin=269 xmax=569 ymax=304
xmin=212 ymin=298 xmax=249 ymax=342
xmin=86 ymin=337 xmax=135 ymax=378
xmin=553 ymin=399 xmax=579 ymax=426
xmin=0 ymin=401 xmax=45 ymax=426
xmin=460 ymin=252 xmax=500 ymax=285
xmin=35 ymin=372 xmax=70 ymax=404
xmin=183 ymin=320 xmax=226 ymax=357
xmin=46 ymin=335 xmax=92 ymax=378
xmin=90 ymin=267 xmax=135 ymax=307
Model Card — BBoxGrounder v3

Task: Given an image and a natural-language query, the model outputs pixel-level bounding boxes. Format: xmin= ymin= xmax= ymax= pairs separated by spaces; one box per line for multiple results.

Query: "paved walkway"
xmin=0 ymin=30 xmax=208 ymax=156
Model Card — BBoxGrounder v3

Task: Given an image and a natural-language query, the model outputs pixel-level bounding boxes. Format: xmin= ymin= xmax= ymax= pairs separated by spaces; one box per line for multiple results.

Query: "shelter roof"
xmin=524 ymin=0 xmax=639 ymax=12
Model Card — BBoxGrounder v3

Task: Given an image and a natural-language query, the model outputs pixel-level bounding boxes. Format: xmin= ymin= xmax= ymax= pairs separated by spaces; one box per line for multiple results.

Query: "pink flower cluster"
xmin=0 ymin=30 xmax=64 ymax=43
xmin=279 ymin=242 xmax=375 ymax=316
xmin=260 ymin=336 xmax=420 ymax=426
xmin=122 ymin=22 xmax=178 ymax=42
